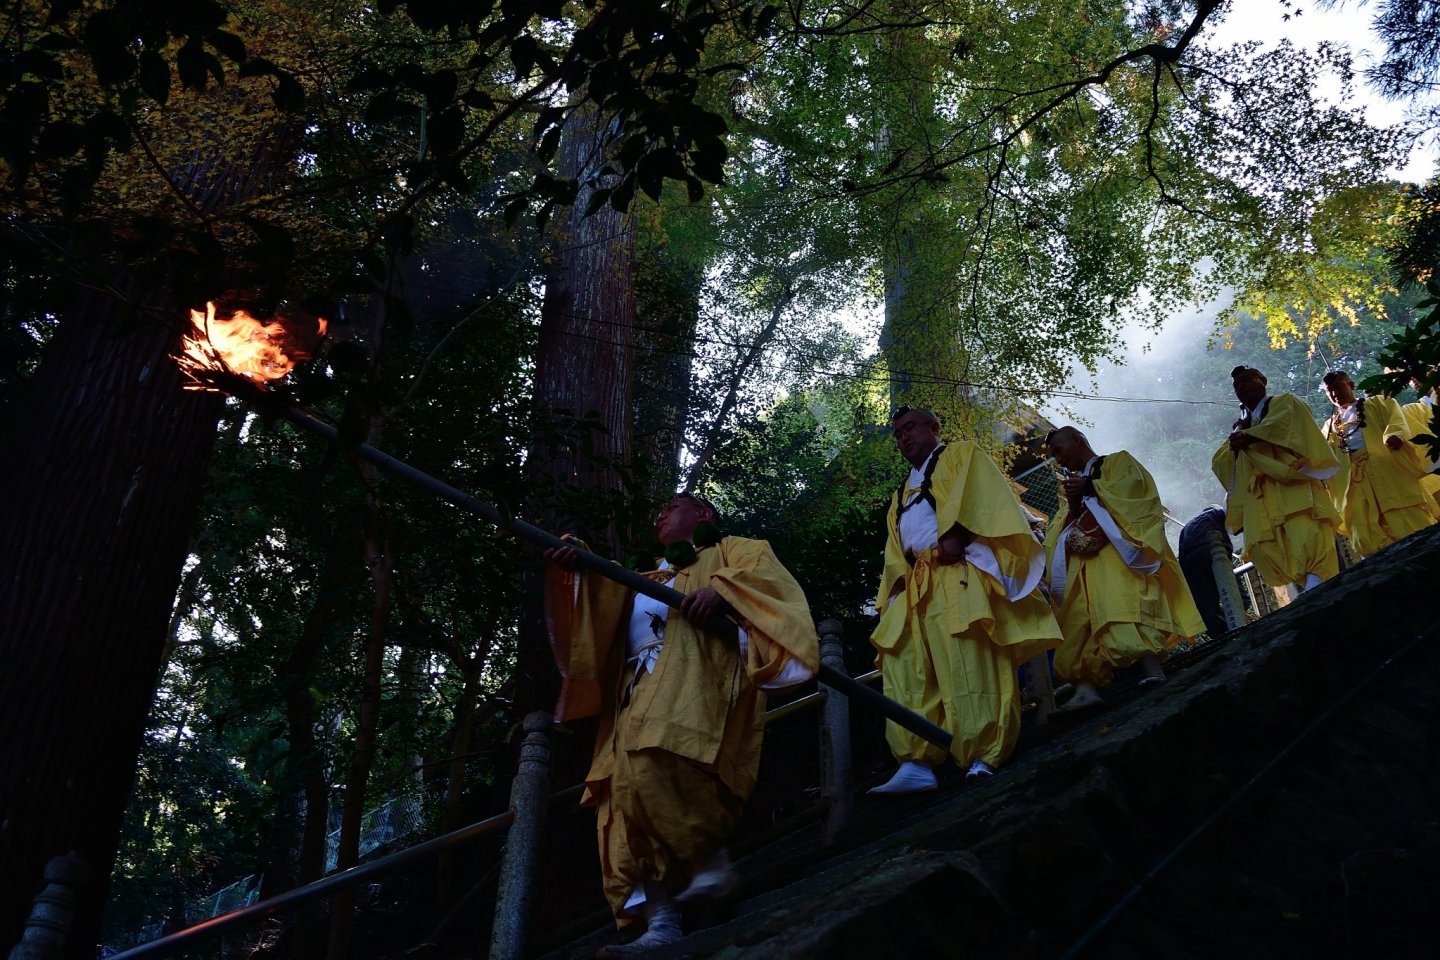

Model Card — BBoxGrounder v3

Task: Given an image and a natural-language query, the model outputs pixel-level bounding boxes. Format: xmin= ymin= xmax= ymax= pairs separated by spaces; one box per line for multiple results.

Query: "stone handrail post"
xmin=817 ymin=619 xmax=852 ymax=845
xmin=489 ymin=711 xmax=555 ymax=960
xmin=1023 ymin=653 xmax=1056 ymax=725
xmin=1208 ymin=530 xmax=1248 ymax=633
xmin=8 ymin=853 xmax=90 ymax=960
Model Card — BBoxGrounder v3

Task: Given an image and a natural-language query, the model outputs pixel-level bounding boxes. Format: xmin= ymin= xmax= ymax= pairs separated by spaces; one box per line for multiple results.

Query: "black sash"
xmin=895 ymin=444 xmax=947 ymax=520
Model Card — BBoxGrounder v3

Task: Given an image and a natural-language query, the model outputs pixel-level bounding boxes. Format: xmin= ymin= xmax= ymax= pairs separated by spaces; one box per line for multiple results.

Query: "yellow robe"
xmin=546 ymin=536 xmax=818 ymax=923
xmin=1042 ymin=451 xmax=1207 ymax=687
xmin=1211 ymin=392 xmax=1341 ymax=589
xmin=1399 ymin=398 xmax=1440 ymax=508
xmin=1321 ymin=394 xmax=1436 ymax=556
xmin=871 ymin=442 xmax=1063 ymax=770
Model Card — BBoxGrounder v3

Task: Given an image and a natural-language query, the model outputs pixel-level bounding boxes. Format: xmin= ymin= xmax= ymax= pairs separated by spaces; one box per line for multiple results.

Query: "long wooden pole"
xmin=277 ymin=404 xmax=954 ymax=750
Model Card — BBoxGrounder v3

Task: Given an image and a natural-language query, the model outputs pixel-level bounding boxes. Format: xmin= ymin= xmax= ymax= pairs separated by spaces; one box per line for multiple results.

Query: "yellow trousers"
xmin=1052 ymin=548 xmax=1187 ymax=687
xmin=1247 ymin=512 xmax=1339 ymax=589
xmin=590 ymin=709 xmax=744 ymax=926
xmin=876 ymin=559 xmax=1043 ymax=769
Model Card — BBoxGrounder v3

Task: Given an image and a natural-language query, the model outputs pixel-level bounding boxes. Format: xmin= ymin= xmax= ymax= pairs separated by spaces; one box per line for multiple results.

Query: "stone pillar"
xmin=817 ymin=619 xmax=852 ymax=845
xmin=1208 ymin=530 xmax=1248 ymax=633
xmin=1023 ymin=653 xmax=1056 ymax=725
xmin=8 ymin=854 xmax=89 ymax=960
xmin=490 ymin=712 xmax=554 ymax=960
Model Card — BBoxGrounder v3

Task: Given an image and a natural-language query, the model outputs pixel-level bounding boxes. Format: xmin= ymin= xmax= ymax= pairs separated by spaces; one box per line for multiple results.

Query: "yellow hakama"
xmin=1323 ymin=394 xmax=1436 ymax=557
xmin=1043 ymin=451 xmax=1206 ymax=687
xmin=871 ymin=442 xmax=1062 ymax=769
xmin=1212 ymin=392 xmax=1342 ymax=589
xmin=546 ymin=537 xmax=817 ymax=925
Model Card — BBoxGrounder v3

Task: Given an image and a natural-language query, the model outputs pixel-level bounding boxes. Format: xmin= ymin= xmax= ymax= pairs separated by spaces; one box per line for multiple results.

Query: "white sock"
xmin=1304 ymin=572 xmax=1322 ymax=591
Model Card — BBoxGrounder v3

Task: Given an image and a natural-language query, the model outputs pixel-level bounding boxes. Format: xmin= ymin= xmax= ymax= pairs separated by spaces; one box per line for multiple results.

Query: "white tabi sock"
xmin=867 ymin=760 xmax=938 ymax=795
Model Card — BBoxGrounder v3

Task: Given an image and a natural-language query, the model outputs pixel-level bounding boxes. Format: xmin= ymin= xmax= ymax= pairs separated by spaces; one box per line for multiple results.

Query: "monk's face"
xmin=1232 ymin=370 xmax=1267 ymax=410
xmin=1046 ymin=430 xmax=1089 ymax=471
xmin=1323 ymin=376 xmax=1356 ymax=408
xmin=892 ymin=410 xmax=940 ymax=467
xmin=654 ymin=496 xmax=712 ymax=546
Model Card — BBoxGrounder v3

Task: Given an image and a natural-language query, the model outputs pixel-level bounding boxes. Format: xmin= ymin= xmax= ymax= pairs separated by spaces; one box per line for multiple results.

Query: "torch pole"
xmin=278 ymin=404 xmax=953 ymax=752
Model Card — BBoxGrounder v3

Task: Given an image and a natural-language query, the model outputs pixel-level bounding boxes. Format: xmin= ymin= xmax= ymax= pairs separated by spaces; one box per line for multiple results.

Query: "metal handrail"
xmin=106 ymin=664 xmax=882 ymax=960
xmin=108 ymin=781 xmax=581 ymax=960
xmin=763 ymin=669 xmax=880 ymax=724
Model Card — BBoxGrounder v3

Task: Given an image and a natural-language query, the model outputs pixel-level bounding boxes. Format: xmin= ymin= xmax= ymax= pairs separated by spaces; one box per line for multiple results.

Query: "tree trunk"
xmin=0 ymin=83 xmax=299 ymax=952
xmin=520 ymin=104 xmax=637 ymax=714
xmin=633 ymin=251 xmax=702 ymax=504
xmin=0 ymin=289 xmax=222 ymax=956
xmin=515 ymin=103 xmax=638 ymax=940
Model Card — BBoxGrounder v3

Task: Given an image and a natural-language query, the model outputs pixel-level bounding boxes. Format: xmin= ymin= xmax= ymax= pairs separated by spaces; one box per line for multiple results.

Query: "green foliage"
xmin=1362 ymin=277 xmax=1440 ymax=460
xmin=699 ymin=375 xmax=899 ymax=621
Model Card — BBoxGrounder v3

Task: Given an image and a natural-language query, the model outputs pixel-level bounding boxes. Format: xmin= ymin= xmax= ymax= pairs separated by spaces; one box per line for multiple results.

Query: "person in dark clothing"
xmin=1177 ymin=505 xmax=1238 ymax=636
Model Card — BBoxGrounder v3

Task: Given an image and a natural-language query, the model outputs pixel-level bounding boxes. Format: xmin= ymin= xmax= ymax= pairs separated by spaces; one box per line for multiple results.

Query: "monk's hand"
xmin=888 ymin=575 xmax=907 ymax=599
xmin=1228 ymin=429 xmax=1256 ymax=450
xmin=544 ymin=544 xmax=581 ymax=570
xmin=937 ymin=526 xmax=972 ymax=565
xmin=1060 ymin=474 xmax=1088 ymax=512
xmin=1386 ymin=434 xmax=1405 ymax=451
xmin=680 ymin=587 xmax=732 ymax=624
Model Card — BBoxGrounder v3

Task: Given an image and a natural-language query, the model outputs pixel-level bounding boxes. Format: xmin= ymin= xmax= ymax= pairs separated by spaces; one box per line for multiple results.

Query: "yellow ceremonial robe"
xmin=871 ymin=442 xmax=1062 ymax=770
xmin=1212 ymin=392 xmax=1341 ymax=589
xmin=1042 ymin=451 xmax=1206 ymax=687
xmin=546 ymin=537 xmax=818 ymax=923
xmin=1400 ymin=398 xmax=1440 ymax=509
xmin=1322 ymin=394 xmax=1436 ymax=556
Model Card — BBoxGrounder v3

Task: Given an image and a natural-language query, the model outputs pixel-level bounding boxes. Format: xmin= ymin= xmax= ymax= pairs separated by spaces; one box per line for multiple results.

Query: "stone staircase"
xmin=535 ymin=525 xmax=1440 ymax=960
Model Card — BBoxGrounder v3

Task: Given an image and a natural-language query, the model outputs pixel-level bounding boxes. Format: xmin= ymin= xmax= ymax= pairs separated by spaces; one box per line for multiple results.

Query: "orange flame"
xmin=178 ymin=302 xmax=328 ymax=392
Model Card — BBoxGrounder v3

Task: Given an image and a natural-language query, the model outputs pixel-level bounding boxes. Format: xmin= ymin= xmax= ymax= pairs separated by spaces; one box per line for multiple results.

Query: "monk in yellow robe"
xmin=868 ymin=406 xmax=1062 ymax=794
xmin=1398 ymin=379 xmax=1440 ymax=509
xmin=544 ymin=494 xmax=817 ymax=957
xmin=1041 ymin=427 xmax=1206 ymax=714
xmin=1320 ymin=370 xmax=1436 ymax=557
xmin=1211 ymin=365 xmax=1341 ymax=596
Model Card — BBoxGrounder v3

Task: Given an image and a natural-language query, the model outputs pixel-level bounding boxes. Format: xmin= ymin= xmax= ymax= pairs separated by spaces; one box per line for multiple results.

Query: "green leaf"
xmin=461 ymin=88 xmax=496 ymax=110
xmin=503 ymin=196 xmax=528 ymax=227
xmin=35 ymin=121 xmax=85 ymax=160
xmin=18 ymin=50 xmax=63 ymax=81
xmin=207 ymin=30 xmax=247 ymax=63
xmin=34 ymin=33 xmax=82 ymax=52
xmin=84 ymin=12 xmax=137 ymax=88
xmin=583 ymin=186 xmax=613 ymax=216
xmin=537 ymin=124 xmax=562 ymax=164
xmin=364 ymin=90 xmax=400 ymax=126
xmin=177 ymin=40 xmax=225 ymax=91
xmin=425 ymin=106 xmax=465 ymax=157
xmin=138 ymin=50 xmax=170 ymax=104
xmin=273 ymin=73 xmax=304 ymax=112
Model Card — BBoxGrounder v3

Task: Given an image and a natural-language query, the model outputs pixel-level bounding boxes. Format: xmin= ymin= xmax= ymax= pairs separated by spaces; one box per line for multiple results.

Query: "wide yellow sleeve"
xmin=874 ymin=494 xmax=908 ymax=617
xmin=544 ymin=557 xmax=630 ymax=722
xmin=1371 ymin=395 xmax=1431 ymax=479
xmin=706 ymin=536 xmax=820 ymax=687
xmin=932 ymin=441 xmax=1045 ymax=582
xmin=1091 ymin=451 xmax=1167 ymax=567
xmin=1240 ymin=393 xmax=1341 ymax=478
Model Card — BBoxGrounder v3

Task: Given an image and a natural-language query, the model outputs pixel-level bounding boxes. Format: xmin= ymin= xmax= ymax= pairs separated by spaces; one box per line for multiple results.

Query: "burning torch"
xmin=176 ymin=304 xmax=952 ymax=750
